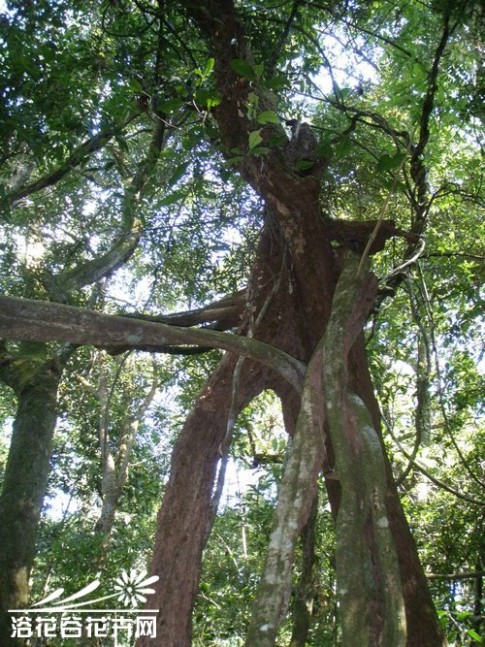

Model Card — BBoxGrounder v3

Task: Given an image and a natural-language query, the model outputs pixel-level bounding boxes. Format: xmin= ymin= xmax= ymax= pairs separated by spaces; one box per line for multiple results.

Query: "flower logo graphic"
xmin=11 ymin=566 xmax=159 ymax=646
xmin=113 ymin=569 xmax=159 ymax=608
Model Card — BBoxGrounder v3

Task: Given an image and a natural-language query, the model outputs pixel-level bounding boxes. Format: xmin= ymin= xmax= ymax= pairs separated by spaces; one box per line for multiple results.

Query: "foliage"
xmin=0 ymin=0 xmax=483 ymax=644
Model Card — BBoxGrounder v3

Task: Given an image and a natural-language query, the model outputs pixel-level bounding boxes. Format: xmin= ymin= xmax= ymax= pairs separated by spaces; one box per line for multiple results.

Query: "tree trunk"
xmin=139 ymin=217 xmax=445 ymax=646
xmin=321 ymin=253 xmax=405 ymax=646
xmin=289 ymin=494 xmax=318 ymax=647
xmin=244 ymin=337 xmax=327 ymax=647
xmin=0 ymin=357 xmax=64 ymax=646
xmin=344 ymin=334 xmax=447 ymax=646
xmin=138 ymin=212 xmax=312 ymax=647
xmin=137 ymin=352 xmax=268 ymax=647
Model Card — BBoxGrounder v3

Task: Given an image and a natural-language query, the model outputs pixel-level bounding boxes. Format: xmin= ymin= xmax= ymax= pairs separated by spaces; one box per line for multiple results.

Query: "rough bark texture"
xmin=136 ymin=216 xmax=444 ymax=646
xmin=138 ymin=352 xmax=267 ymax=647
xmin=0 ymin=357 xmax=64 ymax=646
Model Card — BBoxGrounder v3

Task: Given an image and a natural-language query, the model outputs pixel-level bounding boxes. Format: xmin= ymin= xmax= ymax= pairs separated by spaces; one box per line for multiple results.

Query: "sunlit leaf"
xmin=248 ymin=130 xmax=263 ymax=150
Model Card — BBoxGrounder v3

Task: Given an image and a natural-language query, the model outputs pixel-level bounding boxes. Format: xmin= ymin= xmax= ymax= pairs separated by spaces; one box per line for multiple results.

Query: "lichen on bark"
xmin=323 ymin=251 xmax=406 ymax=646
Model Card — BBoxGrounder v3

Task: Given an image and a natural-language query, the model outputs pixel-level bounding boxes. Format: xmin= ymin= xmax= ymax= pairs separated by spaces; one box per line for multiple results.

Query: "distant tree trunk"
xmin=0 ymin=355 xmax=66 ymax=647
xmin=91 ymin=358 xmax=157 ymax=555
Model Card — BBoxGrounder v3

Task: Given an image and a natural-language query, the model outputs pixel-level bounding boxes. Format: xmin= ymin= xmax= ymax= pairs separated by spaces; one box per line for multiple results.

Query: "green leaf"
xmin=467 ymin=629 xmax=482 ymax=643
xmin=206 ymin=96 xmax=221 ymax=110
xmin=159 ymin=98 xmax=185 ymax=113
xmin=249 ymin=146 xmax=270 ymax=156
xmin=194 ymin=88 xmax=221 ymax=109
xmin=316 ymin=140 xmax=333 ymax=159
xmin=229 ymin=58 xmax=256 ymax=81
xmin=248 ymin=130 xmax=263 ymax=150
xmin=295 ymin=160 xmax=315 ymax=170
xmin=334 ymin=135 xmax=352 ymax=157
xmin=457 ymin=611 xmax=472 ymax=621
xmin=376 ymin=152 xmax=407 ymax=172
xmin=228 ymin=155 xmax=244 ymax=164
xmin=254 ymin=62 xmax=264 ymax=79
xmin=158 ymin=188 xmax=188 ymax=206
xmin=203 ymin=58 xmax=215 ymax=77
xmin=256 ymin=111 xmax=280 ymax=125
xmin=195 ymin=58 xmax=215 ymax=84
xmin=115 ymin=135 xmax=129 ymax=153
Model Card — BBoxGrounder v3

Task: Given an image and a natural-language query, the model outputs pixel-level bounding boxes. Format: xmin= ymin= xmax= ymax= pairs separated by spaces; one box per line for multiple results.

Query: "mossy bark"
xmin=0 ymin=357 xmax=64 ymax=646
xmin=289 ymin=494 xmax=318 ymax=647
xmin=244 ymin=343 xmax=326 ymax=647
xmin=322 ymin=252 xmax=406 ymax=646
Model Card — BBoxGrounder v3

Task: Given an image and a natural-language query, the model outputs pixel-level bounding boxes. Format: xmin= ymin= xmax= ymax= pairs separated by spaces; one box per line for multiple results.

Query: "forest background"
xmin=0 ymin=0 xmax=483 ymax=646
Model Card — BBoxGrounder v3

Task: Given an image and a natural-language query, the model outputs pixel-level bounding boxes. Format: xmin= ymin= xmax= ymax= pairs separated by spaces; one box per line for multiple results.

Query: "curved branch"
xmin=46 ymin=102 xmax=167 ymax=297
xmin=267 ymin=0 xmax=303 ymax=73
xmin=0 ymin=296 xmax=305 ymax=392
xmin=413 ymin=14 xmax=454 ymax=161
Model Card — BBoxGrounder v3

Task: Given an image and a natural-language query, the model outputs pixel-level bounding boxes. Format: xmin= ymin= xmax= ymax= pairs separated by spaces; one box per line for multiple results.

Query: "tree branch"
xmin=125 ymin=289 xmax=246 ymax=330
xmin=427 ymin=571 xmax=485 ymax=581
xmin=0 ymin=296 xmax=305 ymax=392
xmin=6 ymin=112 xmax=142 ymax=205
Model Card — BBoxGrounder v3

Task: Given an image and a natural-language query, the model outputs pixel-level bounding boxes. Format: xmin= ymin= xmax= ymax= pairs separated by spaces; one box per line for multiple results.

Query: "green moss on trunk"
xmin=0 ymin=359 xmax=63 ymax=646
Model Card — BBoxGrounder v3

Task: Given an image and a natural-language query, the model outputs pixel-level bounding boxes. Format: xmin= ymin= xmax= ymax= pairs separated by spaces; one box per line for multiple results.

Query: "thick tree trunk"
xmin=345 ymin=334 xmax=446 ymax=646
xmin=137 ymin=352 xmax=270 ymax=647
xmin=0 ymin=358 xmax=64 ymax=646
xmin=138 ymin=215 xmax=445 ymax=646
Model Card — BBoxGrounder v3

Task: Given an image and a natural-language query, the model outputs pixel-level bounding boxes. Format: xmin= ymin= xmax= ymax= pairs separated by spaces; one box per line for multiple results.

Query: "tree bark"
xmin=0 ymin=356 xmax=65 ymax=647
xmin=136 ymin=215 xmax=445 ymax=646
xmin=321 ymin=252 xmax=406 ymax=646
xmin=138 ymin=207 xmax=308 ymax=647
xmin=137 ymin=352 xmax=268 ymax=647
xmin=244 ymin=337 xmax=327 ymax=647
xmin=289 ymin=493 xmax=318 ymax=647
xmin=92 ymin=359 xmax=158 ymax=549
